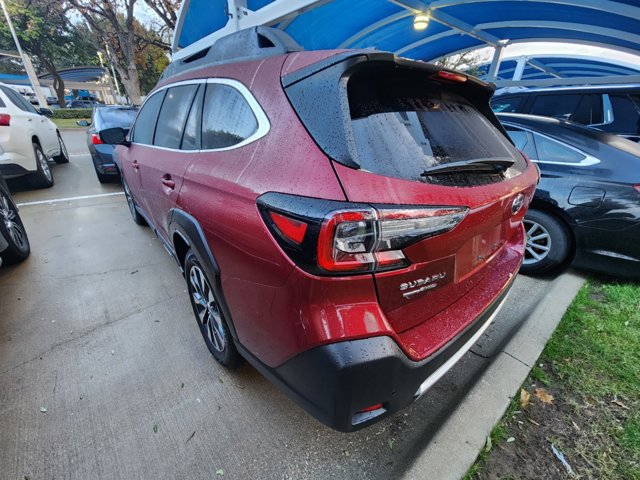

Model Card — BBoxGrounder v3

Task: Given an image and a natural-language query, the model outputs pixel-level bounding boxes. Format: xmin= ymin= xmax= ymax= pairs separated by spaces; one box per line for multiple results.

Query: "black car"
xmin=498 ymin=113 xmax=640 ymax=278
xmin=492 ymin=85 xmax=640 ymax=142
xmin=80 ymin=106 xmax=138 ymax=183
xmin=0 ymin=173 xmax=29 ymax=267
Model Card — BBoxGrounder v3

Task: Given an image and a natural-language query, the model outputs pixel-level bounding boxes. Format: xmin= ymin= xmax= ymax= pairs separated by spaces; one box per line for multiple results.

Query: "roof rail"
xmin=161 ymin=26 xmax=303 ymax=81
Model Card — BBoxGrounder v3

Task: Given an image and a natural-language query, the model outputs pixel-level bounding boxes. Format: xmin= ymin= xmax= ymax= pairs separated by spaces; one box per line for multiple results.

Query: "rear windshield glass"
xmin=98 ymin=108 xmax=138 ymax=129
xmin=348 ymin=77 xmax=523 ymax=185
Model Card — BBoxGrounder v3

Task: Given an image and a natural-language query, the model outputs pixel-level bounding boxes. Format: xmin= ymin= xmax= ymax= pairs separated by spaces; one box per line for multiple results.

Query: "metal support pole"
xmin=487 ymin=44 xmax=504 ymax=82
xmin=512 ymin=56 xmax=528 ymax=81
xmin=104 ymin=44 xmax=121 ymax=97
xmin=0 ymin=0 xmax=47 ymax=108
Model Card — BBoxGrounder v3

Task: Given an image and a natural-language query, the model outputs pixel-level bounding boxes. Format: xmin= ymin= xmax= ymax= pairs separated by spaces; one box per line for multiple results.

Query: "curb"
xmin=401 ymin=271 xmax=586 ymax=480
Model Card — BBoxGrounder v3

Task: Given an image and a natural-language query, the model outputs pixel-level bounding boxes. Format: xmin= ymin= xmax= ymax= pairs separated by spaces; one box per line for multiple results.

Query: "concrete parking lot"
xmin=1 ymin=130 xmax=559 ymax=480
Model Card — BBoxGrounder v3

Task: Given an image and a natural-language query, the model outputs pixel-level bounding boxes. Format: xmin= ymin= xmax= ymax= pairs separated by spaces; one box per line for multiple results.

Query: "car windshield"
xmin=98 ymin=108 xmax=138 ymax=129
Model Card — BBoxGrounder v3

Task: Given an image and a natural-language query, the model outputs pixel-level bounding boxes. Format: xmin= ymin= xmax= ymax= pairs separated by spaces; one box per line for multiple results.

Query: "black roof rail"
xmin=161 ymin=26 xmax=303 ymax=81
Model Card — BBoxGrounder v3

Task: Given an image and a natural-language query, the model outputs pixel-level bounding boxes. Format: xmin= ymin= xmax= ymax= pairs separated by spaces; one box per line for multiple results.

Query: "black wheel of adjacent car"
xmin=185 ymin=250 xmax=241 ymax=368
xmin=521 ymin=209 xmax=571 ymax=275
xmin=53 ymin=132 xmax=69 ymax=164
xmin=29 ymin=142 xmax=54 ymax=189
xmin=0 ymin=184 xmax=30 ymax=264
xmin=122 ymin=178 xmax=146 ymax=225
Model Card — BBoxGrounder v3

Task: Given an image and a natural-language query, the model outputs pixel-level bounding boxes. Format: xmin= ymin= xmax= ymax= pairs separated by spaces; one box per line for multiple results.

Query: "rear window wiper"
xmin=420 ymin=158 xmax=515 ymax=177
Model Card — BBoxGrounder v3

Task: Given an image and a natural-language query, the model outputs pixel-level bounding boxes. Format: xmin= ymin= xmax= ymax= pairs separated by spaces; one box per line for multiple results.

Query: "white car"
xmin=0 ymin=83 xmax=69 ymax=188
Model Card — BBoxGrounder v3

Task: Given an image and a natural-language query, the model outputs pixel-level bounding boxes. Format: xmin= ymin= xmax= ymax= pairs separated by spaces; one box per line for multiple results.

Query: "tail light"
xmin=436 ymin=70 xmax=467 ymax=83
xmin=91 ymin=133 xmax=104 ymax=145
xmin=634 ymin=184 xmax=640 ymax=193
xmin=258 ymin=193 xmax=467 ymax=275
xmin=0 ymin=114 xmax=10 ymax=126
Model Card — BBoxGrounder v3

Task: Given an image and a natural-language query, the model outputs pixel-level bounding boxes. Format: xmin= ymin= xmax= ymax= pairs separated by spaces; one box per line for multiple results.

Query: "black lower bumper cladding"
xmin=237 ymin=278 xmax=514 ymax=432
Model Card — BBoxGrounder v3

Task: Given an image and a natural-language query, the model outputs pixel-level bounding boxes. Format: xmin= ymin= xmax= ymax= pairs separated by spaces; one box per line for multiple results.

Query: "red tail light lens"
xmin=269 ymin=211 xmax=307 ymax=245
xmin=91 ymin=133 xmax=104 ymax=145
xmin=258 ymin=193 xmax=468 ymax=275
xmin=0 ymin=114 xmax=10 ymax=126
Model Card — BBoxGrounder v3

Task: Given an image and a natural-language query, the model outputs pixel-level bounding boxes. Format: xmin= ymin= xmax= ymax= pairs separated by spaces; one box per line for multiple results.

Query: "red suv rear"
xmin=103 ymin=27 xmax=538 ymax=431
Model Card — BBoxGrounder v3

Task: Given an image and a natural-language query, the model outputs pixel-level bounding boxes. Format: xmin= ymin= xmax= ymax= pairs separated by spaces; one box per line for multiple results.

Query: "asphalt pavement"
xmin=0 ymin=130 xmax=577 ymax=480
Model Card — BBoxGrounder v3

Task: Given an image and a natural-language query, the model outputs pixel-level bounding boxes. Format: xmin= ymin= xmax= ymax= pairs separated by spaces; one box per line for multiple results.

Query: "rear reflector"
xmin=0 ymin=114 xmax=10 ymax=126
xmin=269 ymin=211 xmax=307 ymax=245
xmin=437 ymin=71 xmax=467 ymax=83
xmin=91 ymin=133 xmax=104 ymax=145
xmin=358 ymin=403 xmax=383 ymax=413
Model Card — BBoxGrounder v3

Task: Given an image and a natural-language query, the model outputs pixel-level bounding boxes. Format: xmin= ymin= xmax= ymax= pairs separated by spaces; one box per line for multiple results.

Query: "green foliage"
xmin=52 ymin=108 xmax=92 ymax=119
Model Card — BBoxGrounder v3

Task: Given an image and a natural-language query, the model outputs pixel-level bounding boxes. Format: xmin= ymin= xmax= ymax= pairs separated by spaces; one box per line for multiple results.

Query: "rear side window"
xmin=609 ymin=94 xmax=640 ymax=135
xmin=201 ymin=84 xmax=258 ymax=149
xmin=533 ymin=133 xmax=586 ymax=164
xmin=491 ymin=96 xmax=524 ymax=113
xmin=97 ymin=108 xmax=138 ymax=129
xmin=530 ymin=94 xmax=584 ymax=121
xmin=182 ymin=85 xmax=204 ymax=150
xmin=154 ymin=84 xmax=199 ymax=149
xmin=504 ymin=125 xmax=537 ymax=159
xmin=132 ymin=91 xmax=165 ymax=145
xmin=348 ymin=76 xmax=523 ymax=184
xmin=0 ymin=86 xmax=36 ymax=113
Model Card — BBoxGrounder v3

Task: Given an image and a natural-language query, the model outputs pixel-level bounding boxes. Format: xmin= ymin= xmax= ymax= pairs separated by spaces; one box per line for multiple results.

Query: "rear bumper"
xmin=238 ymin=273 xmax=514 ymax=432
xmin=91 ymin=145 xmax=119 ymax=176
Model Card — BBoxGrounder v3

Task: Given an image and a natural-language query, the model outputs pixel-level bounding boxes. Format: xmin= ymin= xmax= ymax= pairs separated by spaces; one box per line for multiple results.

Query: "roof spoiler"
xmin=161 ymin=26 xmax=303 ymax=81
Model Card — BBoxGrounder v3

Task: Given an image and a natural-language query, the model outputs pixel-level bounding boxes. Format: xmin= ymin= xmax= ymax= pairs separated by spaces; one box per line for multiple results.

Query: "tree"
xmin=134 ymin=22 xmax=169 ymax=95
xmin=141 ymin=0 xmax=178 ymax=33
xmin=67 ymin=0 xmax=143 ymax=104
xmin=435 ymin=50 xmax=483 ymax=77
xmin=0 ymin=0 xmax=98 ymax=107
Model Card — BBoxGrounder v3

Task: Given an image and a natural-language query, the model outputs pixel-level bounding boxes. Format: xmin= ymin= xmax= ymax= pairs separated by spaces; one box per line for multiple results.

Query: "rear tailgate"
xmin=283 ymin=52 xmax=538 ymax=357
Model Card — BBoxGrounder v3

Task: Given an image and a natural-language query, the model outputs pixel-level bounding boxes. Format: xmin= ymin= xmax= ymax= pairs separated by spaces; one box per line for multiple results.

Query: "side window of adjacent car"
xmin=1 ymin=86 xmax=37 ymax=114
xmin=154 ymin=84 xmax=199 ymax=149
xmin=504 ymin=126 xmax=537 ymax=160
xmin=530 ymin=94 xmax=586 ymax=122
xmin=131 ymin=91 xmax=165 ymax=145
xmin=201 ymin=83 xmax=258 ymax=149
xmin=491 ymin=96 xmax=523 ymax=113
xmin=532 ymin=133 xmax=587 ymax=164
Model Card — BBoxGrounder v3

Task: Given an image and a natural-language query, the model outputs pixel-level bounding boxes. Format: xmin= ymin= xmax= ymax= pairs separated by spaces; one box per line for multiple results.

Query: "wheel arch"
xmin=169 ymin=208 xmax=240 ymax=342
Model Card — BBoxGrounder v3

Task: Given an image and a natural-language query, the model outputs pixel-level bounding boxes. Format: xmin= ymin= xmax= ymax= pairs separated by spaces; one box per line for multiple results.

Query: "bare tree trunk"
xmin=36 ymin=53 xmax=66 ymax=108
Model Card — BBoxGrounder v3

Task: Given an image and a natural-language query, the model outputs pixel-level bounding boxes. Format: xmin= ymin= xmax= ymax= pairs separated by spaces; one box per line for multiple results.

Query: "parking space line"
xmin=17 ymin=192 xmax=124 ymax=207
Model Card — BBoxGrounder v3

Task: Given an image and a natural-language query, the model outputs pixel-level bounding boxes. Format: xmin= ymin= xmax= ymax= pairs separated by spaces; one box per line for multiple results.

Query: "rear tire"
xmin=521 ymin=209 xmax=571 ymax=275
xmin=122 ymin=178 xmax=146 ymax=226
xmin=0 ymin=184 xmax=30 ymax=264
xmin=185 ymin=250 xmax=242 ymax=368
xmin=53 ymin=132 xmax=69 ymax=164
xmin=29 ymin=142 xmax=54 ymax=189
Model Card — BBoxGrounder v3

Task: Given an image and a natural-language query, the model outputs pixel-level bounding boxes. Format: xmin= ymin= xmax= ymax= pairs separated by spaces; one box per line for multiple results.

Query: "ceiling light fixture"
xmin=413 ymin=12 xmax=430 ymax=31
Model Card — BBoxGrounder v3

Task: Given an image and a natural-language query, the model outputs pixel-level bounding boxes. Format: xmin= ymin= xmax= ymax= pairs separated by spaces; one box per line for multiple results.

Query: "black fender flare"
xmin=168 ymin=208 xmax=240 ymax=343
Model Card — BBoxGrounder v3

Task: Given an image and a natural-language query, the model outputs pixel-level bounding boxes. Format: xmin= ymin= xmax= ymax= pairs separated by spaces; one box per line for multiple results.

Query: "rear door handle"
xmin=161 ymin=175 xmax=175 ymax=189
xmin=132 ymin=160 xmax=139 ymax=170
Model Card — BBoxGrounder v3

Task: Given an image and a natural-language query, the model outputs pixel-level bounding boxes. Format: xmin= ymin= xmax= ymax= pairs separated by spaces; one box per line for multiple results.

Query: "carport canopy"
xmin=172 ymin=0 xmax=640 ymax=86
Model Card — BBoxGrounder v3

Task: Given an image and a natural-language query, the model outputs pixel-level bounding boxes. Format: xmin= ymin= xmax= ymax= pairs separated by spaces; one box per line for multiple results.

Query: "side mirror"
xmin=76 ymin=120 xmax=90 ymax=127
xmin=100 ymin=127 xmax=129 ymax=146
xmin=39 ymin=108 xmax=53 ymax=117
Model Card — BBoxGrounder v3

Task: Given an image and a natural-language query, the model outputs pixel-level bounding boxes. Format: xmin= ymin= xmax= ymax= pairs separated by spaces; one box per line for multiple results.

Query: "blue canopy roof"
xmin=475 ymin=56 xmax=640 ymax=81
xmin=174 ymin=0 xmax=640 ymax=64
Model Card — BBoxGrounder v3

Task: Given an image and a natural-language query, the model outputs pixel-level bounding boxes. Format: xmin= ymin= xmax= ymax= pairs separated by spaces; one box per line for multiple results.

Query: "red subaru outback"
xmin=102 ymin=27 xmax=538 ymax=431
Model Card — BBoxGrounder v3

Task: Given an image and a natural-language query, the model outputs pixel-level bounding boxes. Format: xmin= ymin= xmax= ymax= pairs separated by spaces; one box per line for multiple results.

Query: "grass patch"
xmin=467 ymin=279 xmax=640 ymax=479
xmin=53 ymin=118 xmax=89 ymax=129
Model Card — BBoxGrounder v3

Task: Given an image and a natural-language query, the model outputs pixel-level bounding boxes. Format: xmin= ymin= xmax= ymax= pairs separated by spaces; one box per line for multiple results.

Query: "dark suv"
xmin=102 ymin=27 xmax=538 ymax=431
xmin=491 ymin=85 xmax=640 ymax=142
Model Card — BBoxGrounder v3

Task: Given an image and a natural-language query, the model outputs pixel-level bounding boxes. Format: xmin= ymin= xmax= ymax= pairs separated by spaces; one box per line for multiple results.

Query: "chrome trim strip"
xmin=414 ymin=293 xmax=509 ymax=399
xmin=130 ymin=78 xmax=270 ymax=153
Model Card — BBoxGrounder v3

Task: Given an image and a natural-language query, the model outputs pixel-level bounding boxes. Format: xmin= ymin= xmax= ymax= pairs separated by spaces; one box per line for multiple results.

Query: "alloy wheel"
xmin=37 ymin=149 xmax=52 ymax=182
xmin=0 ymin=193 xmax=27 ymax=251
xmin=189 ymin=265 xmax=226 ymax=352
xmin=523 ymin=219 xmax=551 ymax=265
xmin=123 ymin=181 xmax=137 ymax=219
